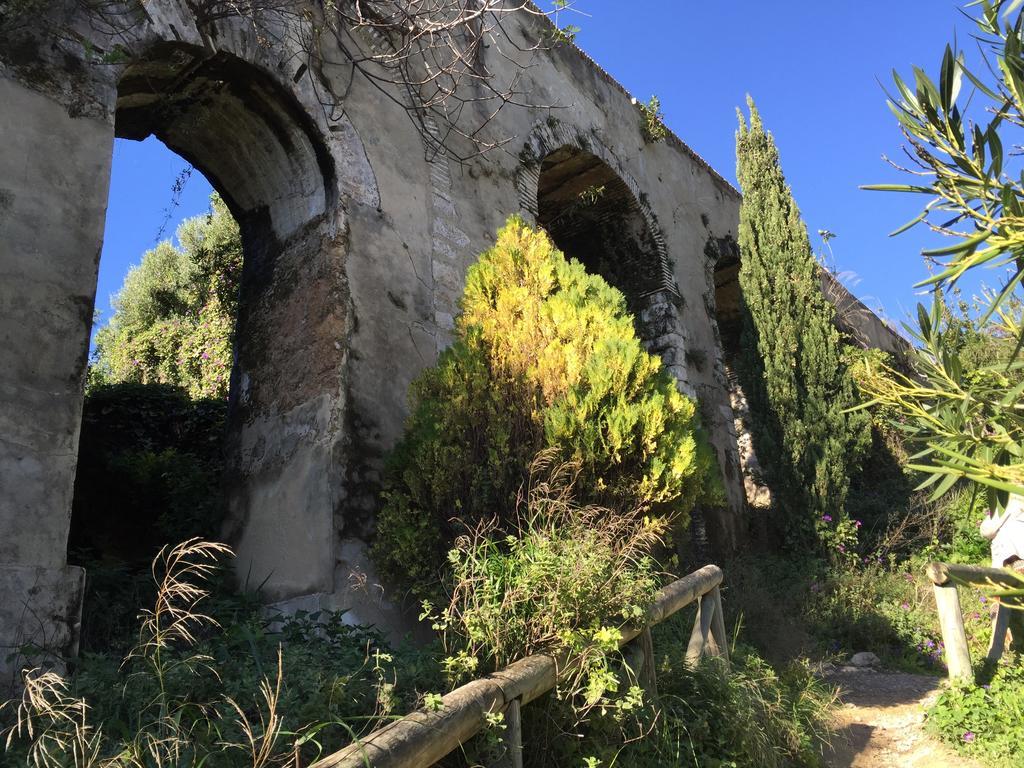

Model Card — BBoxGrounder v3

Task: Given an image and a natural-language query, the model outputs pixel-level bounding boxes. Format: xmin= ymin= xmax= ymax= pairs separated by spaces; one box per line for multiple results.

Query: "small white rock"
xmin=849 ymin=651 xmax=881 ymax=668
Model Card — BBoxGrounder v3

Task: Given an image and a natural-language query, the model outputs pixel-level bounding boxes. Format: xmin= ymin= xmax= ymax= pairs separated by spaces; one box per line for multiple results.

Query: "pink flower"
xmin=963 ymin=731 xmax=975 ymax=743
xmin=854 ymin=519 xmax=863 ymax=528
xmin=901 ymin=602 xmax=910 ymax=610
xmin=822 ymin=514 xmax=833 ymax=523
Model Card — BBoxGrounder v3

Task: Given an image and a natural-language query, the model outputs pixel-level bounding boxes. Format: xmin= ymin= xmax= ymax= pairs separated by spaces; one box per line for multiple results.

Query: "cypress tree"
xmin=735 ymin=98 xmax=869 ymax=547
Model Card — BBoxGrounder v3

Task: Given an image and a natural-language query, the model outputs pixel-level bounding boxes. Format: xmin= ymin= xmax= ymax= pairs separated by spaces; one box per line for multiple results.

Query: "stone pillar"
xmin=0 ymin=77 xmax=110 ymax=690
xmin=637 ymin=289 xmax=692 ymax=394
xmin=223 ymin=216 xmax=351 ymax=603
xmin=636 ymin=289 xmax=743 ymax=554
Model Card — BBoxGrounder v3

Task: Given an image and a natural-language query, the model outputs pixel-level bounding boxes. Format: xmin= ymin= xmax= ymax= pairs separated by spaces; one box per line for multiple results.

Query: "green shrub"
xmin=374 ymin=217 xmax=718 ymax=592
xmin=805 ymin=562 xmax=956 ymax=671
xmin=927 ymin=660 xmax=1024 ymax=767
xmin=561 ymin=616 xmax=837 ymax=768
xmin=70 ymin=382 xmax=228 ymax=651
xmin=425 ymin=459 xmax=836 ymax=767
xmin=425 ymin=456 xmax=665 ymax=714
xmin=724 ymin=545 xmax=996 ymax=674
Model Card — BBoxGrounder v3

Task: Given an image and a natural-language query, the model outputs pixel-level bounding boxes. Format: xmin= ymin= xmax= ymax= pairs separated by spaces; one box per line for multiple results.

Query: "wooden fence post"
xmin=490 ymin=698 xmax=523 ymax=768
xmin=620 ymin=625 xmax=658 ymax=704
xmin=932 ymin=582 xmax=973 ymax=682
xmin=987 ymin=604 xmax=1010 ymax=664
xmin=636 ymin=626 xmax=658 ymax=698
xmin=686 ymin=593 xmax=715 ymax=664
xmin=709 ymin=586 xmax=729 ymax=663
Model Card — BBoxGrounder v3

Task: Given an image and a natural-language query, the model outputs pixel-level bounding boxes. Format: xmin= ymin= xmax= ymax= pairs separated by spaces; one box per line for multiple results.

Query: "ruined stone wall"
xmin=821 ymin=270 xmax=911 ymax=367
xmin=0 ymin=1 xmax=746 ymax=681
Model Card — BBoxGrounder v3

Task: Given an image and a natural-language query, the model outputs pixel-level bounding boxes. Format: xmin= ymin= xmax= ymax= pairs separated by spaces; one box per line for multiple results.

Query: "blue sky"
xmin=98 ymin=1 xmax=979 ymax=336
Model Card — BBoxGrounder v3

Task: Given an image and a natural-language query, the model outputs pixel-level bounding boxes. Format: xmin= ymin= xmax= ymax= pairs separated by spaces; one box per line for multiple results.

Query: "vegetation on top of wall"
xmin=91 ymin=193 xmax=241 ymax=400
xmin=372 ymin=216 xmax=721 ymax=595
xmin=735 ymin=97 xmax=871 ymax=550
xmin=637 ymin=95 xmax=667 ymax=143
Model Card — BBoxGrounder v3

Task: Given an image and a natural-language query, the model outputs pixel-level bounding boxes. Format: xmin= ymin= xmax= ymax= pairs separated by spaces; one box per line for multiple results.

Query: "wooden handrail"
xmin=311 ymin=564 xmax=726 ymax=768
xmin=926 ymin=560 xmax=1023 ymax=682
xmin=925 ymin=561 xmax=1021 ymax=589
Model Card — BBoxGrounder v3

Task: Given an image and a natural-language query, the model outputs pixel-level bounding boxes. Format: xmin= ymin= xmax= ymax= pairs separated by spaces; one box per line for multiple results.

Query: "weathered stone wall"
xmin=0 ymin=1 xmax=750 ymax=678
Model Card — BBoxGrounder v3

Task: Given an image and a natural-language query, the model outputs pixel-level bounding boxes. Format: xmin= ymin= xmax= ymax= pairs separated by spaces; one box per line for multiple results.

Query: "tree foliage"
xmin=92 ymin=194 xmax=241 ymax=400
xmin=860 ymin=0 xmax=1024 ymax=502
xmin=857 ymin=292 xmax=1024 ymax=504
xmin=373 ymin=217 xmax=720 ymax=591
xmin=735 ymin=98 xmax=870 ymax=545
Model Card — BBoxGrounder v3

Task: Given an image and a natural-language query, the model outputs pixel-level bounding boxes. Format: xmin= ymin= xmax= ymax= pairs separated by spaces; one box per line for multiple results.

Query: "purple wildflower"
xmin=963 ymin=732 xmax=976 ymax=743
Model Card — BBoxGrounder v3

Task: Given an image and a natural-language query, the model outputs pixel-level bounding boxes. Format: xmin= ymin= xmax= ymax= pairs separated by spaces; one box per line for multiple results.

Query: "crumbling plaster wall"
xmin=0 ymin=1 xmax=747 ymax=676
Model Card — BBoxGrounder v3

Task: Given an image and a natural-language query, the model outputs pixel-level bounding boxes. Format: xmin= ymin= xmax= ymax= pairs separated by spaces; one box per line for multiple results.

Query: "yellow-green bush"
xmin=373 ymin=217 xmax=719 ymax=592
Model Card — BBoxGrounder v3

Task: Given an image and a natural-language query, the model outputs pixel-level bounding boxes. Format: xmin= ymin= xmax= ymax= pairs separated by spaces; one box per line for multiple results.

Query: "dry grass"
xmin=0 ymin=539 xmax=305 ymax=768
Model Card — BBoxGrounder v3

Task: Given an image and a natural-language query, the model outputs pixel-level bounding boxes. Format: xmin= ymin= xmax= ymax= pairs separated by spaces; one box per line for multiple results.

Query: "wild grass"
xmin=1 ymin=539 xmax=440 ymax=768
xmin=525 ymin=613 xmax=839 ymax=768
xmin=425 ymin=453 xmax=668 ymax=716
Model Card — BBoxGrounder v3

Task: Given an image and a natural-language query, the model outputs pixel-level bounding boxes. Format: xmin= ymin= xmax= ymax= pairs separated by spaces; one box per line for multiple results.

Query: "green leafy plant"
xmin=423 ymin=455 xmax=665 ymax=717
xmin=861 ymin=0 xmax=1024 ymax=501
xmin=927 ymin=659 xmax=1024 ymax=767
xmin=1 ymin=541 xmax=444 ymax=767
xmin=856 ymin=291 xmax=1024 ymax=502
xmin=637 ymin=96 xmax=667 ymax=143
xmin=373 ymin=216 xmax=719 ymax=593
xmin=735 ymin=97 xmax=870 ymax=547
xmin=556 ymin=615 xmax=837 ymax=768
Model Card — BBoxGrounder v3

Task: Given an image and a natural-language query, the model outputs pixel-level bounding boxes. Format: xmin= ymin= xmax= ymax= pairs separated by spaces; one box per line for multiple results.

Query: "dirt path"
xmin=824 ymin=667 xmax=980 ymax=768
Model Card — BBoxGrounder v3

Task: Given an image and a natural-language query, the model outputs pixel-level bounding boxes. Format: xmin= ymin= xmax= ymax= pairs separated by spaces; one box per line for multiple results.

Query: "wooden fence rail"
xmin=311 ymin=564 xmax=727 ymax=768
xmin=926 ymin=561 xmax=1023 ymax=681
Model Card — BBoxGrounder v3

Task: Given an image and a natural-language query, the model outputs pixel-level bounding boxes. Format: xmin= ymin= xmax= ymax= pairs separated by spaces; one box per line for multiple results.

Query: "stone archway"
xmin=0 ymin=24 xmax=383 ymax=687
xmin=536 ymin=145 xmax=666 ymax=309
xmin=521 ymin=131 xmax=692 ymax=390
xmin=112 ymin=41 xmax=359 ymax=603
